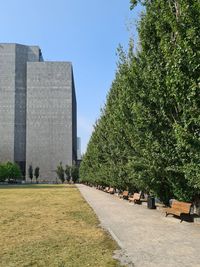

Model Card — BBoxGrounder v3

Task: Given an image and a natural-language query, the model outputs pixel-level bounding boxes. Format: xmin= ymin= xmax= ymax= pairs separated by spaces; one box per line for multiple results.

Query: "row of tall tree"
xmin=80 ymin=0 xmax=200 ymax=203
xmin=28 ymin=165 xmax=40 ymax=183
xmin=56 ymin=162 xmax=79 ymax=183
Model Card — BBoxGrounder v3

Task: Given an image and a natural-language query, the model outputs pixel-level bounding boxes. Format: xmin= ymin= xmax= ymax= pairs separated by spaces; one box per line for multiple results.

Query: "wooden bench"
xmin=119 ymin=191 xmax=129 ymax=200
xmin=104 ymin=187 xmax=109 ymax=192
xmin=165 ymin=201 xmax=192 ymax=222
xmin=108 ymin=187 xmax=115 ymax=194
xmin=96 ymin=185 xmax=103 ymax=190
xmin=128 ymin=192 xmax=141 ymax=204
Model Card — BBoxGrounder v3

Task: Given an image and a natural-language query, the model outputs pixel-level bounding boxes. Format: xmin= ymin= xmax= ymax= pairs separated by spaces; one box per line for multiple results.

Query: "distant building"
xmin=0 ymin=43 xmax=77 ymax=181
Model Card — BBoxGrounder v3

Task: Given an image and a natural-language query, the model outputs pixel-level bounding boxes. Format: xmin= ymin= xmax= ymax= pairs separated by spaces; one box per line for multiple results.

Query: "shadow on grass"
xmin=0 ymin=184 xmax=77 ymax=190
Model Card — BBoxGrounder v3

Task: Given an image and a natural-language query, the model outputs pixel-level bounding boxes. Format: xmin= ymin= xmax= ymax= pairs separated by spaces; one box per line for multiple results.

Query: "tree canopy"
xmin=0 ymin=162 xmax=22 ymax=182
xmin=80 ymin=0 xmax=200 ymax=204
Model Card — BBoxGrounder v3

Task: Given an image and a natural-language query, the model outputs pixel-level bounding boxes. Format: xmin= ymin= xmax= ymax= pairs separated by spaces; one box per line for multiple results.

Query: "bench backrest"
xmin=123 ymin=191 xmax=129 ymax=196
xmin=133 ymin=193 xmax=141 ymax=200
xmin=172 ymin=201 xmax=192 ymax=213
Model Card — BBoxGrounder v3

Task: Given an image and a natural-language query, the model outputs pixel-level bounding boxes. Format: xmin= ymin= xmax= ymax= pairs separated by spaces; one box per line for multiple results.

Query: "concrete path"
xmin=77 ymin=184 xmax=200 ymax=267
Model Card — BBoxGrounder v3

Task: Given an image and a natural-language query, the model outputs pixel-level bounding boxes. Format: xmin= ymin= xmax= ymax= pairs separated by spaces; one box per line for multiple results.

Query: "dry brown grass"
xmin=0 ymin=184 xmax=122 ymax=267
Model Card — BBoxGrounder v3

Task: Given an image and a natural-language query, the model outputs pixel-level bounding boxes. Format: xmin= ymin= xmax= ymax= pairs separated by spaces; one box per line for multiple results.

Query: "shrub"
xmin=28 ymin=165 xmax=33 ymax=183
xmin=0 ymin=162 xmax=22 ymax=182
xmin=56 ymin=162 xmax=65 ymax=183
xmin=34 ymin=167 xmax=40 ymax=183
xmin=71 ymin=165 xmax=79 ymax=183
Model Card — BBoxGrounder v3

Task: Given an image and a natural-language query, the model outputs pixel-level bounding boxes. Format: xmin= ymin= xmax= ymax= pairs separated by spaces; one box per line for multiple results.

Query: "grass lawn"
xmin=0 ymin=184 xmax=122 ymax=267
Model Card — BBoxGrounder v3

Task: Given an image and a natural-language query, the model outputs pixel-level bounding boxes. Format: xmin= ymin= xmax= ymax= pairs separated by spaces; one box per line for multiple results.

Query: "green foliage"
xmin=71 ymin=164 xmax=79 ymax=183
xmin=0 ymin=164 xmax=7 ymax=182
xmin=65 ymin=165 xmax=71 ymax=183
xmin=28 ymin=165 xmax=33 ymax=182
xmin=0 ymin=162 xmax=22 ymax=182
xmin=80 ymin=0 xmax=200 ymax=204
xmin=56 ymin=162 xmax=65 ymax=183
xmin=34 ymin=167 xmax=40 ymax=183
xmin=130 ymin=0 xmax=147 ymax=10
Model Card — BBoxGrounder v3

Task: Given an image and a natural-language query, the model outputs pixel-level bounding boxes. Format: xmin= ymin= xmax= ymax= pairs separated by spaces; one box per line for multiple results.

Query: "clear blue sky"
xmin=0 ymin=0 xmax=142 ymax=154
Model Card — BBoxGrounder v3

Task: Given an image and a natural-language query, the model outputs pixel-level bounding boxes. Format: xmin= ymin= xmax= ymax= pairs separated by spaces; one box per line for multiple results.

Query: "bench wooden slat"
xmin=104 ymin=187 xmax=109 ymax=192
xmin=171 ymin=201 xmax=191 ymax=213
xmin=166 ymin=201 xmax=192 ymax=222
xmin=128 ymin=193 xmax=141 ymax=203
xmin=119 ymin=191 xmax=129 ymax=199
xmin=108 ymin=188 xmax=114 ymax=194
xmin=166 ymin=208 xmax=182 ymax=217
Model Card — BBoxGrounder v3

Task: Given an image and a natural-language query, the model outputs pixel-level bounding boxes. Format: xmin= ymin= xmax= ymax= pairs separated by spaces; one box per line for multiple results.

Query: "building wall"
xmin=14 ymin=44 xmax=40 ymax=175
xmin=26 ymin=62 xmax=76 ymax=181
xmin=0 ymin=43 xmax=77 ymax=181
xmin=0 ymin=44 xmax=16 ymax=162
xmin=71 ymin=69 xmax=77 ymax=163
xmin=77 ymin=137 xmax=81 ymax=160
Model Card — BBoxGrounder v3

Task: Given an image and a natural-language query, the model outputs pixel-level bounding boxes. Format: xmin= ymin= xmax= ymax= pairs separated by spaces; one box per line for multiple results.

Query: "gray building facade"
xmin=77 ymin=137 xmax=81 ymax=160
xmin=0 ymin=43 xmax=77 ymax=181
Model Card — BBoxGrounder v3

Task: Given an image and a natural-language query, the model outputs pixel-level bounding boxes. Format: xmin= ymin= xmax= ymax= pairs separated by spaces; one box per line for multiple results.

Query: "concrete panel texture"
xmin=0 ymin=44 xmax=16 ymax=162
xmin=0 ymin=43 xmax=77 ymax=181
xmin=26 ymin=62 xmax=75 ymax=181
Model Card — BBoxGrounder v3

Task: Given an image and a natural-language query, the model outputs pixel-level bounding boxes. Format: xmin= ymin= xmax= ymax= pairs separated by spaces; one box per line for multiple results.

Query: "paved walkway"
xmin=77 ymin=184 xmax=200 ymax=267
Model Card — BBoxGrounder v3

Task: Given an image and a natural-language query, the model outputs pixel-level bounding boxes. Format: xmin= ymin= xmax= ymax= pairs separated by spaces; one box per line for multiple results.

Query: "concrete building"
xmin=77 ymin=137 xmax=81 ymax=160
xmin=0 ymin=43 xmax=77 ymax=181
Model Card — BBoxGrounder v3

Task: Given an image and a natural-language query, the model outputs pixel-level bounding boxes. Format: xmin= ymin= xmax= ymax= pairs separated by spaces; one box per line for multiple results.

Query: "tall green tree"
xmin=71 ymin=164 xmax=79 ymax=183
xmin=130 ymin=0 xmax=200 ymax=202
xmin=80 ymin=0 xmax=200 ymax=204
xmin=34 ymin=167 xmax=40 ymax=184
xmin=65 ymin=165 xmax=71 ymax=183
xmin=56 ymin=162 xmax=65 ymax=183
xmin=28 ymin=165 xmax=33 ymax=183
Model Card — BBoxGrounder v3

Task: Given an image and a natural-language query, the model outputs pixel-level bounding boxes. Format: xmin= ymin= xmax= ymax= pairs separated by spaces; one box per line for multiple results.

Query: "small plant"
xmin=56 ymin=162 xmax=65 ymax=183
xmin=0 ymin=164 xmax=7 ymax=182
xmin=34 ymin=167 xmax=40 ymax=184
xmin=71 ymin=164 xmax=79 ymax=183
xmin=65 ymin=165 xmax=71 ymax=183
xmin=28 ymin=165 xmax=33 ymax=183
xmin=0 ymin=162 xmax=22 ymax=183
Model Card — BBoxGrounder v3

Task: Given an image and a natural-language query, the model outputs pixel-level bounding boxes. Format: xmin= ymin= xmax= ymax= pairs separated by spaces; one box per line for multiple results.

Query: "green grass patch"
xmin=0 ymin=184 xmax=122 ymax=267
